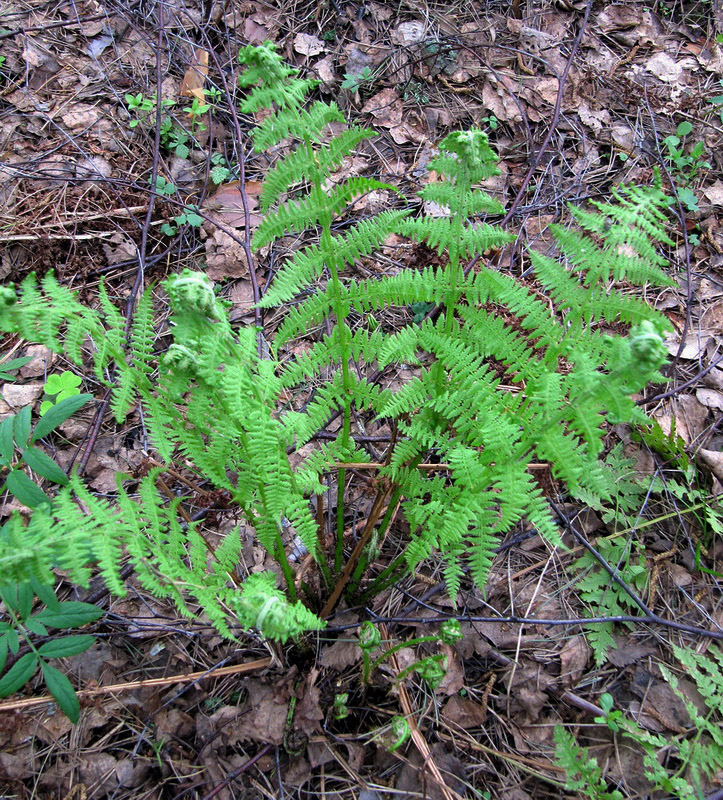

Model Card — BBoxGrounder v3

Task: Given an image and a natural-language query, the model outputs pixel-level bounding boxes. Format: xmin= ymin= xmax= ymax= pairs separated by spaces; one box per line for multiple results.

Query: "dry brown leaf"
xmin=698 ymin=449 xmax=723 ymax=482
xmin=441 ymin=694 xmax=487 ymax=729
xmin=180 ymin=49 xmax=209 ymax=100
xmin=361 ymin=89 xmax=403 ymax=128
xmin=319 ymin=637 xmax=362 ymax=669
xmin=437 ymin=644 xmax=465 ymax=696
xmin=294 ymin=33 xmax=325 ymax=57
xmin=558 ymin=635 xmax=590 ymax=688
xmin=607 ymin=636 xmax=656 ymax=668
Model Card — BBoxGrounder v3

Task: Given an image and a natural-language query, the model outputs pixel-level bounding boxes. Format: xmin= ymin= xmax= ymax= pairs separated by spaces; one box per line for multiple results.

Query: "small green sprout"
xmin=341 ymin=66 xmax=374 ymax=92
xmin=40 ymin=371 xmax=82 ymax=416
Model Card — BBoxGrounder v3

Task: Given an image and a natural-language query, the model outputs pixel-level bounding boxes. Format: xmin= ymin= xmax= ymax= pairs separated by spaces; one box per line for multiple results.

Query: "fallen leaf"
xmin=361 ymin=89 xmax=403 ymax=128
xmin=319 ymin=637 xmax=362 ymax=669
xmin=703 ymin=180 xmax=723 ymax=207
xmin=558 ymin=635 xmax=589 ymax=688
xmin=294 ymin=33 xmax=325 ymax=57
xmin=180 ymin=49 xmax=209 ymax=100
xmin=441 ymin=694 xmax=487 ymax=729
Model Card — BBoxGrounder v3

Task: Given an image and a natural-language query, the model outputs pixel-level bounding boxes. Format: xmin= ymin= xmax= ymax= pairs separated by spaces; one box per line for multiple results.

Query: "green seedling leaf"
xmin=34 ymin=601 xmax=103 ymax=628
xmin=4 ymin=470 xmax=51 ymax=508
xmin=0 ymin=582 xmax=34 ymax=619
xmin=13 ymin=405 xmax=31 ymax=448
xmin=24 ymin=618 xmax=49 ymax=637
xmin=0 ymin=355 xmax=33 ymax=381
xmin=677 ymin=187 xmax=699 ymax=213
xmin=6 ymin=628 xmax=19 ymax=655
xmin=44 ymin=372 xmax=81 ymax=396
xmin=38 ymin=634 xmax=95 ymax=658
xmin=30 ymin=579 xmax=61 ymax=612
xmin=0 ymin=636 xmax=7 ymax=673
xmin=676 ymin=121 xmax=693 ymax=136
xmin=210 ymin=165 xmax=230 ymax=184
xmin=0 ymin=652 xmax=38 ymax=697
xmin=0 ymin=415 xmax=15 ymax=464
xmin=21 ymin=447 xmax=68 ymax=485
xmin=41 ymin=661 xmax=80 ymax=723
xmin=32 ymin=394 xmax=92 ymax=442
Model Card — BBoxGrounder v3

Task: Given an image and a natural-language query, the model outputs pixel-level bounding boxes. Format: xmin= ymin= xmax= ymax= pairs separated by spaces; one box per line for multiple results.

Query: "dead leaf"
xmin=441 ymin=694 xmax=487 ymax=729
xmin=294 ymin=670 xmax=324 ymax=736
xmin=396 ymin=743 xmax=468 ymax=800
xmin=294 ymin=33 xmax=325 ymax=57
xmin=243 ymin=16 xmax=272 ymax=43
xmin=202 ymin=180 xmax=262 ymax=228
xmin=698 ymin=449 xmax=723 ymax=482
xmin=696 ymin=388 xmax=723 ymax=411
xmin=2 ymin=382 xmax=43 ymax=408
xmin=180 ymin=49 xmax=209 ymax=100
xmin=391 ymin=21 xmax=426 ymax=46
xmin=361 ymin=89 xmax=403 ymax=128
xmin=319 ymin=637 xmax=362 ymax=669
xmin=558 ymin=636 xmax=589 ymax=688
xmin=18 ymin=345 xmax=54 ymax=378
xmin=61 ymin=105 xmax=102 ymax=130
xmin=703 ymin=180 xmax=723 ymax=206
xmin=607 ymin=636 xmax=656 ymax=668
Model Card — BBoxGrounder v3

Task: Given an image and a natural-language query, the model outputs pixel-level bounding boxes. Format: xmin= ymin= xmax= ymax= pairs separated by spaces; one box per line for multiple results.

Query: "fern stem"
xmin=347 ymin=483 xmax=403 ymax=596
xmin=273 ymin=523 xmax=298 ymax=604
xmin=356 ymin=551 xmax=409 ymax=604
xmin=313 ymin=172 xmax=354 ymax=573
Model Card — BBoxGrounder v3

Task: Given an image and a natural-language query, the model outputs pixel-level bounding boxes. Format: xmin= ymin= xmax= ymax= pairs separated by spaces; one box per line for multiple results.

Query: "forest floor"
xmin=0 ymin=0 xmax=722 ymax=798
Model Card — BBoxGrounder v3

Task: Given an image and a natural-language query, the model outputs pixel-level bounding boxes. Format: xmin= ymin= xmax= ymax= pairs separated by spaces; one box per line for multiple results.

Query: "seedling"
xmin=0 ymin=579 xmax=102 ymax=722
xmin=662 ymin=121 xmax=710 ymax=213
xmin=341 ymin=66 xmax=374 ymax=92
xmin=40 ymin=371 xmax=82 ymax=416
xmin=160 ymin=205 xmax=203 ymax=237
xmin=0 ymin=354 xmax=32 ymax=382
xmin=0 ymin=395 xmax=92 ymax=508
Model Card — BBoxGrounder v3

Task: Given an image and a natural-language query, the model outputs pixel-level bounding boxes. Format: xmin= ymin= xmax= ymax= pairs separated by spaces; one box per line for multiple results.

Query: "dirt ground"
xmin=0 ymin=0 xmax=722 ymax=798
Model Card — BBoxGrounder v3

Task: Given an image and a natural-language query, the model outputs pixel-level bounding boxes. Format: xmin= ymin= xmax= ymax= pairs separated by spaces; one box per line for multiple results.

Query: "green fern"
xmin=554 ymin=725 xmax=624 ymax=800
xmin=0 ymin=44 xmax=677 ymax=647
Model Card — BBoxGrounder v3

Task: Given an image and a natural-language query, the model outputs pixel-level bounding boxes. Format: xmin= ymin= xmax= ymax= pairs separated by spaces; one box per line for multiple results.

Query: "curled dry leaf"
xmin=180 ymin=49 xmax=209 ymax=100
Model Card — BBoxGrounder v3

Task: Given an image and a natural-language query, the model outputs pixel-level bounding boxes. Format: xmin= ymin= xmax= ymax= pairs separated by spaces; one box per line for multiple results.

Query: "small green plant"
xmin=0 ymin=395 xmax=92 ymax=508
xmin=152 ymin=175 xmax=176 ymax=196
xmin=554 ymin=725 xmax=624 ymax=800
xmin=40 ymin=371 xmax=82 ymax=415
xmin=374 ymin=714 xmax=410 ymax=752
xmin=707 ymin=81 xmax=723 ymax=123
xmin=358 ymin=619 xmax=461 ymax=687
xmin=589 ymin=648 xmax=723 ymax=800
xmin=341 ymin=65 xmax=374 ymax=92
xmin=0 ymin=354 xmax=32 ymax=381
xmin=572 ymin=535 xmax=648 ymax=666
xmin=404 ymin=80 xmax=429 ymax=105
xmin=160 ymin=205 xmax=203 ymax=237
xmin=159 ymin=116 xmax=191 ymax=159
xmin=210 ymin=153 xmax=232 ymax=184
xmin=662 ymin=121 xmax=711 ymax=212
xmin=125 ymin=92 xmax=155 ymax=128
xmin=0 ymin=579 xmax=102 ymax=722
xmin=481 ymin=113 xmax=499 ymax=131
xmin=0 ymin=43 xmax=677 ymax=652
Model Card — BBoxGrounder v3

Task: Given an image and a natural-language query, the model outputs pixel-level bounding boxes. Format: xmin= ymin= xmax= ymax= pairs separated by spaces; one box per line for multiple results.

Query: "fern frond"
xmin=260 ymin=127 xmax=376 ymax=210
xmin=259 ymin=210 xmax=409 ymax=308
xmin=252 ymin=102 xmax=345 ymax=151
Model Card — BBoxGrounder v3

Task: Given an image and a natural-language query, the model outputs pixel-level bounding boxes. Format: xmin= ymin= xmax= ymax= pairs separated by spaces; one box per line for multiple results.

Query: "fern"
xmin=0 ymin=45 xmax=677 ymax=647
xmin=554 ymin=726 xmax=624 ymax=800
